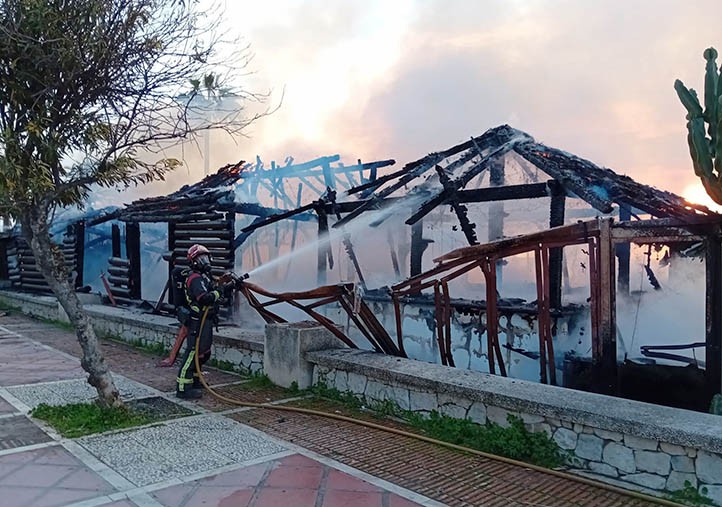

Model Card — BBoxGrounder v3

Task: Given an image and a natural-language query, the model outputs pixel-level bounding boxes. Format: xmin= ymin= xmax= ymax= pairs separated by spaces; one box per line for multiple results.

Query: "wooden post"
xmin=595 ymin=218 xmax=617 ymax=394
xmin=317 ymin=208 xmax=329 ymax=286
xmin=125 ymin=222 xmax=141 ymax=300
xmin=410 ymin=220 xmax=425 ymax=277
xmin=488 ymin=158 xmax=505 ymax=284
xmin=74 ymin=220 xmax=85 ymax=288
xmin=548 ymin=181 xmax=565 ymax=309
xmin=167 ymin=222 xmax=176 ymax=305
xmin=111 ymin=224 xmax=121 ymax=258
xmin=705 ymin=234 xmax=722 ymax=400
xmin=616 ymin=204 xmax=631 ymax=296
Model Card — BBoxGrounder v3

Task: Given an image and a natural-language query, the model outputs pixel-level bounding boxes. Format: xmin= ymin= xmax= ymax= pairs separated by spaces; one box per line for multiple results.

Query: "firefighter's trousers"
xmin=176 ymin=312 xmax=213 ymax=392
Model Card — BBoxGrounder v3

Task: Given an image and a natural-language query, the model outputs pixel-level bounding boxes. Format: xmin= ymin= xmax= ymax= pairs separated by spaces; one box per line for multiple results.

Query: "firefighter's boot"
xmin=176 ymin=386 xmax=203 ymax=399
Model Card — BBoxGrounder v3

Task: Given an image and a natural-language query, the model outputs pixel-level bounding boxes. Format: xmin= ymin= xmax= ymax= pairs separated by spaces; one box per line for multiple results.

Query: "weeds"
xmin=126 ymin=338 xmax=168 ymax=356
xmin=207 ymin=358 xmax=240 ymax=373
xmin=243 ymin=372 xmax=274 ymax=389
xmin=37 ymin=316 xmax=75 ymax=332
xmin=666 ymin=481 xmax=714 ymax=506
xmin=309 ymin=381 xmax=565 ymax=469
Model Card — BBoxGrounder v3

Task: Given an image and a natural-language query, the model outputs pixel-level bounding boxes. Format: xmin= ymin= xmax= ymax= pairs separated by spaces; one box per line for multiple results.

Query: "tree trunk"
xmin=20 ymin=209 xmax=121 ymax=408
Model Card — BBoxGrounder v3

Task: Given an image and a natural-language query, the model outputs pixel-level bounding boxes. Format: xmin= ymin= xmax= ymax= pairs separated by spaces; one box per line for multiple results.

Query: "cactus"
xmin=675 ymin=47 xmax=722 ymax=204
xmin=711 ymin=393 xmax=722 ymax=416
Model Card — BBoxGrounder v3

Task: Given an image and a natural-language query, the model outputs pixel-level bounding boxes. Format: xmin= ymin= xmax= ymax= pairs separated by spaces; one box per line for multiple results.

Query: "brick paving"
xmin=0 ymin=338 xmax=84 ymax=386
xmin=230 ymin=409 xmax=656 ymax=507
xmin=151 ymin=453 xmax=422 ymax=507
xmin=0 ymin=311 xmax=666 ymax=507
xmin=25 ymin=320 xmax=240 ymax=391
xmin=0 ymin=416 xmax=53 ymax=450
xmin=0 ymin=445 xmax=117 ymax=507
xmin=0 ymin=395 xmax=17 ymax=414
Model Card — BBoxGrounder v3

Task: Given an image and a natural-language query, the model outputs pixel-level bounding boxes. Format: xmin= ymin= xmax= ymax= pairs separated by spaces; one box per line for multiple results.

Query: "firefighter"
xmin=176 ymin=244 xmax=224 ymax=399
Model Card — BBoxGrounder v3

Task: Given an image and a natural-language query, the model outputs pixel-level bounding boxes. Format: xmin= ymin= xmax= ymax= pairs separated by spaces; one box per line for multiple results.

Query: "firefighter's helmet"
xmin=187 ymin=244 xmax=210 ymax=262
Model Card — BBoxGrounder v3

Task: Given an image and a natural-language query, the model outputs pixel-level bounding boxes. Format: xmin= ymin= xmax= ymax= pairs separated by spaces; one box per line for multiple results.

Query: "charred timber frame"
xmin=391 ymin=220 xmax=606 ymax=381
xmin=237 ymin=282 xmax=402 ymax=356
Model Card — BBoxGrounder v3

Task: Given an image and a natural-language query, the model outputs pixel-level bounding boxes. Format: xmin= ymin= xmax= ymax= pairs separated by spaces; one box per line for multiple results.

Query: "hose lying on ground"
xmin=193 ymin=308 xmax=684 ymax=507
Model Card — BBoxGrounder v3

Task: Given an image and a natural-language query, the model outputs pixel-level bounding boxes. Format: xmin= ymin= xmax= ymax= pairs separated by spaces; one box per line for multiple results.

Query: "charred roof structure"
xmin=240 ymin=125 xmax=722 ymax=411
xmin=72 ymin=156 xmax=393 ymax=309
xmin=2 ymin=124 xmax=720 ymax=411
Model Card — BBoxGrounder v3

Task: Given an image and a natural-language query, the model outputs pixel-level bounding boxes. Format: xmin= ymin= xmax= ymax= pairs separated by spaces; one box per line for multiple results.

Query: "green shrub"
xmin=310 ymin=381 xmax=564 ymax=468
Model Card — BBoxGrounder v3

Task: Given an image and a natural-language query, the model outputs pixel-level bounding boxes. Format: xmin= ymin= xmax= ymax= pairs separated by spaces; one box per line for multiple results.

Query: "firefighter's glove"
xmin=199 ymin=290 xmax=222 ymax=306
xmin=222 ymin=282 xmax=235 ymax=297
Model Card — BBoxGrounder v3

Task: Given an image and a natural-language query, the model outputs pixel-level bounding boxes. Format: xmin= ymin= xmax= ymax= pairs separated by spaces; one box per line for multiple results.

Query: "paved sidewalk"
xmin=0 ymin=313 xmax=660 ymax=507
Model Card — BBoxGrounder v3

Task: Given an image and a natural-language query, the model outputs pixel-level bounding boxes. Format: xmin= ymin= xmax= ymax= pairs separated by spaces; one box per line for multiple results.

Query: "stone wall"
xmin=0 ymin=290 xmax=265 ymax=375
xmin=0 ymin=291 xmax=58 ymax=321
xmin=308 ymin=349 xmax=722 ymax=505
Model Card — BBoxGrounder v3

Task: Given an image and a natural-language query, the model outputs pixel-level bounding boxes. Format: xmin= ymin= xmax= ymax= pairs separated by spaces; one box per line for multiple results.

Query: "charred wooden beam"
xmin=239 ymin=203 xmax=317 ymax=233
xmin=108 ymin=275 xmax=130 ymax=286
xmin=125 ymin=222 xmax=141 ymax=300
xmin=593 ymin=219 xmax=617 ymax=395
xmin=108 ymin=266 xmax=129 ymax=277
xmin=171 ymin=248 xmax=232 ymax=260
xmin=615 ymin=204 xmax=632 ymax=296
xmin=548 ymin=181 xmax=565 ymax=309
xmin=174 ymin=238 xmax=232 ymax=249
xmin=515 ymin=144 xmax=615 ymax=214
xmin=109 ymin=256 xmax=130 ymax=267
xmin=87 ymin=209 xmax=122 ymax=226
xmin=410 ymin=220 xmax=433 ymax=280
xmin=436 ymin=165 xmax=478 ymax=245
xmin=174 ymin=220 xmax=233 ymax=231
xmin=348 ymin=125 xmax=526 ymax=198
xmin=401 ymin=134 xmax=531 ymax=227
xmin=435 ymin=220 xmax=602 ymax=265
xmin=173 ymin=229 xmax=233 ymax=239
xmin=110 ymin=286 xmax=132 ymax=298
xmin=317 ymin=208 xmax=330 ymax=286
xmin=111 ymin=224 xmax=121 ymax=258
xmin=120 ymin=208 xmax=230 ymax=223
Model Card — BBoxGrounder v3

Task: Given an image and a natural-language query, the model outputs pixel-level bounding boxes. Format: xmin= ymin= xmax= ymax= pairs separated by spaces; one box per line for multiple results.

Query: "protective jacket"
xmin=176 ymin=268 xmax=221 ymax=393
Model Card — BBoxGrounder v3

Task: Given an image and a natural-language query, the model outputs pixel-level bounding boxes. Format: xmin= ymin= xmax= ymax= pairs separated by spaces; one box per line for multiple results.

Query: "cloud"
xmin=184 ymin=1 xmax=722 ymax=199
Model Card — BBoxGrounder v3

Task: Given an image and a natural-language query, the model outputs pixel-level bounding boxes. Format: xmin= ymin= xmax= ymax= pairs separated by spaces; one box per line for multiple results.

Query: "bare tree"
xmin=0 ymin=0 xmax=265 ymax=407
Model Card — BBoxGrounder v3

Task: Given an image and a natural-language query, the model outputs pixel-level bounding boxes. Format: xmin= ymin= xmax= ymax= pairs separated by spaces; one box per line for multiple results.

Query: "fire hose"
xmin=192 ymin=307 xmax=684 ymax=507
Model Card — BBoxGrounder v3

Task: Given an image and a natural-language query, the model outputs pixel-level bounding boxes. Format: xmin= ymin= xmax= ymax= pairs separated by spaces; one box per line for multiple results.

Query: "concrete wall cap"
xmin=305 ymin=349 xmax=722 ymax=454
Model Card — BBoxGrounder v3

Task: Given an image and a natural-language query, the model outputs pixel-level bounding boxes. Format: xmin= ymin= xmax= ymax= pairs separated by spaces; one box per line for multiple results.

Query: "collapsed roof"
xmin=333 ymin=124 xmax=714 ymax=230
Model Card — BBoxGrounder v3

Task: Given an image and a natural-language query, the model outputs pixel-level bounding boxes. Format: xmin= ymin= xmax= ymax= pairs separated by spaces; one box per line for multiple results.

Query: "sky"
xmin=141 ymin=0 xmax=722 ymax=209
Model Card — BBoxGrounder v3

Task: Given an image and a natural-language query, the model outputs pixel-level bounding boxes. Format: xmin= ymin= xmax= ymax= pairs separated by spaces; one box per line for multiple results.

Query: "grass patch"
xmin=309 ymin=382 xmax=565 ymax=469
xmin=100 ymin=332 xmax=170 ymax=357
xmin=0 ymin=299 xmax=20 ymax=313
xmin=37 ymin=316 xmax=75 ymax=332
xmin=243 ymin=372 xmax=274 ymax=389
xmin=207 ymin=358 xmax=242 ymax=374
xmin=31 ymin=402 xmax=154 ymax=438
xmin=126 ymin=337 xmax=169 ymax=356
xmin=666 ymin=481 xmax=714 ymax=506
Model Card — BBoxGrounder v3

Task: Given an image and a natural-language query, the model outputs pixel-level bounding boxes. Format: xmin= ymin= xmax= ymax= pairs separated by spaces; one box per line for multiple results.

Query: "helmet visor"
xmin=196 ymin=254 xmax=211 ymax=268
